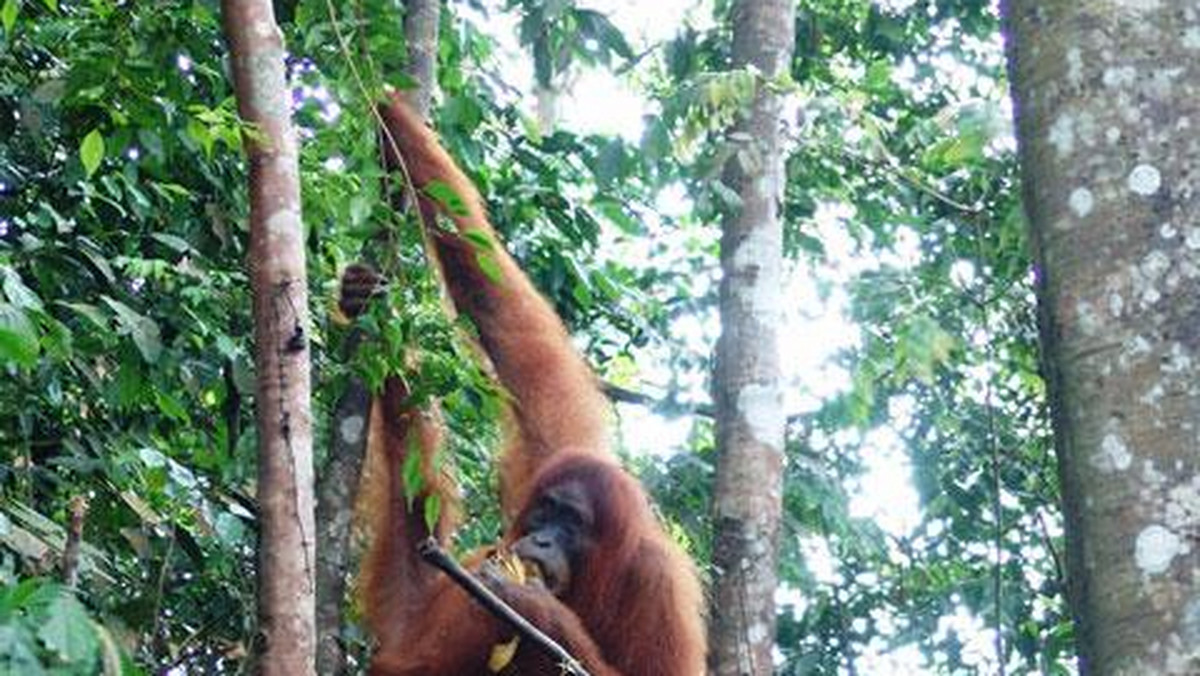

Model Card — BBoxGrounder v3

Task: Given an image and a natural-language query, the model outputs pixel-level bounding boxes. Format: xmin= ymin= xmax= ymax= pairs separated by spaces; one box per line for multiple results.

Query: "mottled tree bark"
xmin=709 ymin=0 xmax=794 ymax=674
xmin=401 ymin=0 xmax=440 ymax=117
xmin=1003 ymin=3 xmax=1200 ymax=673
xmin=221 ymin=2 xmax=315 ymax=673
xmin=314 ymin=379 xmax=371 ymax=674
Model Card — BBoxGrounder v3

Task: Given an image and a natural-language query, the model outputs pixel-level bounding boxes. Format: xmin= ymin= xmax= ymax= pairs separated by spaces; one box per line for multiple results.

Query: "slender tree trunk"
xmin=1003 ymin=3 xmax=1200 ymax=673
xmin=314 ymin=378 xmax=371 ymax=674
xmin=314 ymin=3 xmax=442 ymax=672
xmin=221 ymin=3 xmax=315 ymax=673
xmin=709 ymin=0 xmax=794 ymax=674
xmin=402 ymin=0 xmax=441 ymax=117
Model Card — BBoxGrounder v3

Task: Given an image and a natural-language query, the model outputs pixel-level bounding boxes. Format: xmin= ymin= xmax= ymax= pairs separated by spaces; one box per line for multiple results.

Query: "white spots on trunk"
xmin=253 ymin=20 xmax=276 ymax=40
xmin=1049 ymin=115 xmax=1076 ymax=158
xmin=338 ymin=414 xmax=365 ymax=444
xmin=1164 ymin=477 xmax=1200 ymax=533
xmin=1114 ymin=0 xmax=1161 ymax=12
xmin=1075 ymin=300 xmax=1102 ymax=336
xmin=1181 ymin=598 xmax=1200 ymax=645
xmin=1106 ymin=126 xmax=1123 ymax=145
xmin=746 ymin=619 xmax=770 ymax=644
xmin=265 ymin=208 xmax=301 ymax=245
xmin=1145 ymin=68 xmax=1185 ymax=102
xmin=1102 ymin=66 xmax=1138 ymax=89
xmin=1135 ymin=524 xmax=1184 ymax=575
xmin=1095 ymin=434 xmax=1132 ymax=472
xmin=1108 ymin=290 xmax=1125 ymax=318
xmin=1119 ymin=334 xmax=1154 ymax=372
xmin=1141 ymin=250 xmax=1171 ymax=281
xmin=1161 ymin=223 xmax=1178 ymax=239
xmin=1141 ymin=459 xmax=1166 ymax=488
xmin=731 ymin=228 xmax=784 ymax=319
xmin=1066 ymin=48 xmax=1084 ymax=86
xmin=1128 ymin=164 xmax=1163 ymax=196
xmin=1185 ymin=27 xmax=1200 ymax=50
xmin=1092 ymin=419 xmax=1133 ymax=473
xmin=1069 ymin=187 xmax=1095 ymax=218
xmin=737 ymin=384 xmax=785 ymax=451
xmin=1139 ymin=382 xmax=1166 ymax=407
xmin=1162 ymin=343 xmax=1194 ymax=375
xmin=1185 ymin=227 xmax=1200 ymax=250
xmin=1131 ymin=249 xmax=1171 ymax=308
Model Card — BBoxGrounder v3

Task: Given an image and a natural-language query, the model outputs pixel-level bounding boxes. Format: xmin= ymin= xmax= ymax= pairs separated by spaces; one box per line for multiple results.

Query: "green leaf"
xmin=154 ymin=388 xmax=190 ymax=422
xmin=402 ymin=433 xmax=425 ymax=501
xmin=1 ymin=0 xmax=19 ymax=35
xmin=57 ymin=302 xmax=110 ymax=334
xmin=0 ymin=304 xmax=39 ymax=368
xmin=0 ymin=625 xmax=44 ymax=676
xmin=151 ymin=233 xmax=193 ymax=253
xmin=462 ymin=230 xmax=495 ymax=252
xmin=1 ymin=266 xmax=43 ymax=310
xmin=423 ymin=493 xmax=442 ymax=535
xmin=80 ymin=129 xmax=105 ymax=177
xmin=424 ymin=180 xmax=471 ymax=217
xmin=101 ymin=296 xmax=162 ymax=363
xmin=475 ymin=251 xmax=504 ymax=285
xmin=41 ymin=0 xmax=56 ymax=11
xmin=38 ymin=593 xmax=98 ymax=666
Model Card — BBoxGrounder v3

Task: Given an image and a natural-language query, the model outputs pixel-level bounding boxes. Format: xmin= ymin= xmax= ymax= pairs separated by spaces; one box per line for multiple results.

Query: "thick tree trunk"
xmin=1003 ymin=3 xmax=1200 ymax=673
xmin=221 ymin=3 xmax=316 ymax=673
xmin=709 ymin=0 xmax=794 ymax=674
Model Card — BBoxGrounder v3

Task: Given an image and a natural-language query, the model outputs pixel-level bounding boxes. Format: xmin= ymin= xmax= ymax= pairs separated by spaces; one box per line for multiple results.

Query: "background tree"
xmin=708 ymin=0 xmax=795 ymax=673
xmin=221 ymin=0 xmax=316 ymax=671
xmin=1004 ymin=2 xmax=1200 ymax=672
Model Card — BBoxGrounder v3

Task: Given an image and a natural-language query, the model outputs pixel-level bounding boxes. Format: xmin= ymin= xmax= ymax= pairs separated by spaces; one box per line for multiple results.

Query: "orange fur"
xmin=360 ymin=93 xmax=706 ymax=676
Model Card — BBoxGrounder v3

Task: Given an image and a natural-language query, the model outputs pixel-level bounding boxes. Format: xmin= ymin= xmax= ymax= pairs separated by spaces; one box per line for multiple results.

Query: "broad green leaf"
xmin=402 ymin=435 xmax=425 ymax=506
xmin=154 ymin=389 xmax=190 ymax=422
xmin=462 ymin=230 xmax=495 ymax=252
xmin=57 ymin=302 xmax=110 ymax=333
xmin=38 ymin=593 xmax=98 ymax=666
xmin=1 ymin=266 xmax=43 ymax=310
xmin=151 ymin=233 xmax=193 ymax=253
xmin=423 ymin=493 xmax=442 ymax=535
xmin=80 ymin=129 xmax=105 ymax=177
xmin=424 ymin=180 xmax=470 ymax=217
xmin=0 ymin=625 xmax=44 ymax=676
xmin=475 ymin=251 xmax=504 ymax=285
xmin=1 ymin=0 xmax=18 ymax=35
xmin=101 ymin=296 xmax=162 ymax=363
xmin=0 ymin=304 xmax=38 ymax=368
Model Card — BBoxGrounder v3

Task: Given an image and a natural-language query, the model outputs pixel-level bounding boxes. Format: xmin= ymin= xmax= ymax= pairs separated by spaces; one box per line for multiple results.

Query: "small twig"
xmin=416 ymin=538 xmax=591 ymax=676
xmin=61 ymin=496 xmax=88 ymax=588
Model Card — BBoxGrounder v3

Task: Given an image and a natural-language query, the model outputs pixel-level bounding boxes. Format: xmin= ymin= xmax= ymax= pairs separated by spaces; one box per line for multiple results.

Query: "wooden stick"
xmin=416 ymin=537 xmax=591 ymax=676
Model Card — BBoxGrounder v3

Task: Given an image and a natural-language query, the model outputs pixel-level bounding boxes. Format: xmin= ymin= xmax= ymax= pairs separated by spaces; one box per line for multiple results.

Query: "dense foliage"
xmin=0 ymin=0 xmax=1069 ymax=673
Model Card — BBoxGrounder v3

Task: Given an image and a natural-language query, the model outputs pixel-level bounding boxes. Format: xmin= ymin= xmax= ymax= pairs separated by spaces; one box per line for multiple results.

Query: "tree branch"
xmin=417 ymin=538 xmax=591 ymax=676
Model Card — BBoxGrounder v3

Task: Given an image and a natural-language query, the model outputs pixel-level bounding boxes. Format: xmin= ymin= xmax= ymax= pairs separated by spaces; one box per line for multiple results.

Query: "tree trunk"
xmin=709 ymin=0 xmax=794 ymax=674
xmin=314 ymin=379 xmax=371 ymax=674
xmin=221 ymin=2 xmax=316 ymax=673
xmin=1003 ymin=3 xmax=1200 ymax=673
xmin=313 ymin=3 xmax=442 ymax=672
xmin=402 ymin=0 xmax=441 ymax=117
